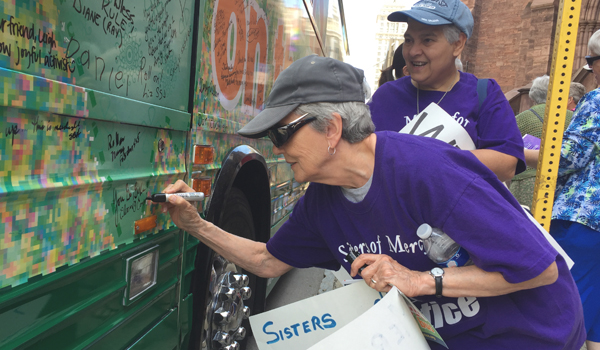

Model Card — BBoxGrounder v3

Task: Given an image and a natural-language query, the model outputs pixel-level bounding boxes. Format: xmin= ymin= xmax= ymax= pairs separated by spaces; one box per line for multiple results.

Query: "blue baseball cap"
xmin=388 ymin=0 xmax=474 ymax=39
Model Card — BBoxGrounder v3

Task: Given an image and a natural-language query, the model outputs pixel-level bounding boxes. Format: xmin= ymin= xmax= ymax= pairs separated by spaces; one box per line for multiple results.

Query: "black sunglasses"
xmin=267 ymin=113 xmax=317 ymax=147
xmin=586 ymin=55 xmax=600 ymax=67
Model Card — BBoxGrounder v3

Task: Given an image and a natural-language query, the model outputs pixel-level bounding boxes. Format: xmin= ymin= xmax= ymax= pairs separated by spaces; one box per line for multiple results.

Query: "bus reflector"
xmin=192 ymin=177 xmax=212 ymax=197
xmin=124 ymin=246 xmax=159 ymax=305
xmin=134 ymin=215 xmax=157 ymax=235
xmin=194 ymin=145 xmax=214 ymax=165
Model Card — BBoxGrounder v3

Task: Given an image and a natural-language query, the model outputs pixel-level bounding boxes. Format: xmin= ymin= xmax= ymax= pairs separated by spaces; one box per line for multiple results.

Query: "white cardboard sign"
xmin=249 ymin=282 xmax=382 ymax=350
xmin=308 ymin=287 xmax=431 ymax=350
xmin=399 ymin=103 xmax=476 ymax=150
xmin=250 ymin=281 xmax=440 ymax=350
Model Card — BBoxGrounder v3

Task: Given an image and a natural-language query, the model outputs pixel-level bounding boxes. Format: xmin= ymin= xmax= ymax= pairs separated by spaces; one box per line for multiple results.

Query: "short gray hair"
xmin=294 ymin=102 xmax=374 ymax=143
xmin=569 ymin=82 xmax=586 ymax=104
xmin=589 ymin=29 xmax=600 ymax=56
xmin=442 ymin=25 xmax=463 ymax=44
xmin=529 ymin=75 xmax=549 ymax=105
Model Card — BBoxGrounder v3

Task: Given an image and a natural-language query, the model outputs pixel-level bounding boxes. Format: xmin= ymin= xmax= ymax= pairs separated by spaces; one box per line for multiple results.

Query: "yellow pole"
xmin=531 ymin=0 xmax=582 ymax=229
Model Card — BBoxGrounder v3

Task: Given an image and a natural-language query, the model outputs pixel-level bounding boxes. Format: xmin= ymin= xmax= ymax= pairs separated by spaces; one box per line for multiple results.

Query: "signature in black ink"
xmin=30 ymin=115 xmax=83 ymax=140
xmin=109 ymin=131 xmax=141 ymax=165
xmin=4 ymin=123 xmax=22 ymax=145
xmin=198 ymin=78 xmax=218 ymax=98
xmin=113 ymin=181 xmax=147 ymax=229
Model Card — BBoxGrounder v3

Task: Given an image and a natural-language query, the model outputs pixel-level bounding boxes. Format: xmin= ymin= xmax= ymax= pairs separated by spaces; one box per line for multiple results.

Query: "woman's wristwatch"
xmin=429 ymin=267 xmax=445 ymax=298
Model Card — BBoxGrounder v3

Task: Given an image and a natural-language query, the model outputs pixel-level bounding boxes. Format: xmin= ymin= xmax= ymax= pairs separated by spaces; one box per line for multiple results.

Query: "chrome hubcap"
xmin=201 ymin=255 xmax=251 ymax=350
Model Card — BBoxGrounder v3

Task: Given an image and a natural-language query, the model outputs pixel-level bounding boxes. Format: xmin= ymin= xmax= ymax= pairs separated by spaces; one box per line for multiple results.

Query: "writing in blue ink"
xmin=262 ymin=313 xmax=337 ymax=344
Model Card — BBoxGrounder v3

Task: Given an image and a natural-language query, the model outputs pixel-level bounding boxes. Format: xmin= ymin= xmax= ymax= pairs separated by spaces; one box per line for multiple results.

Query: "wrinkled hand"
xmin=350 ymin=254 xmax=425 ymax=297
xmin=160 ymin=180 xmax=207 ymax=232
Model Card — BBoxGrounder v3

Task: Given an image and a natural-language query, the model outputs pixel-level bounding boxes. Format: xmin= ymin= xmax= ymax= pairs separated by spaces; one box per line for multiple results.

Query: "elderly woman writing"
xmin=161 ymin=56 xmax=584 ymax=349
xmin=550 ymin=28 xmax=600 ymax=350
xmin=369 ymin=0 xmax=525 ymax=182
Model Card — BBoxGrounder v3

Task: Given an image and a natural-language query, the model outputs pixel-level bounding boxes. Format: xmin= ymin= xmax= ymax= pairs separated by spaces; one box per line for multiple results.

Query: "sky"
xmin=343 ymin=0 xmax=417 ymax=89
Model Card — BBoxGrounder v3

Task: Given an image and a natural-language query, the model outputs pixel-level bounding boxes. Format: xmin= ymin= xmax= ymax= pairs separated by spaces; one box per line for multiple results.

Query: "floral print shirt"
xmin=552 ymin=88 xmax=600 ymax=231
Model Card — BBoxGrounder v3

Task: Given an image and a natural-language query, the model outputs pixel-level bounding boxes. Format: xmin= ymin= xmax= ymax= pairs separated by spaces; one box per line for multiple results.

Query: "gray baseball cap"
xmin=388 ymin=0 xmax=474 ymax=39
xmin=237 ymin=55 xmax=365 ymax=138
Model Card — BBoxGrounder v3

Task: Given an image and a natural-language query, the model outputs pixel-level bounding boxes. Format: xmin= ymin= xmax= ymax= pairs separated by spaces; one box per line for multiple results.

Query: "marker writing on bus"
xmin=146 ymin=192 xmax=205 ymax=202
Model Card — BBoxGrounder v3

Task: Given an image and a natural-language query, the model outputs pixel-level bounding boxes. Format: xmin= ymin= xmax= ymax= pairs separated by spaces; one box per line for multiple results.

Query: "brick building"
xmin=461 ymin=0 xmax=600 ymax=103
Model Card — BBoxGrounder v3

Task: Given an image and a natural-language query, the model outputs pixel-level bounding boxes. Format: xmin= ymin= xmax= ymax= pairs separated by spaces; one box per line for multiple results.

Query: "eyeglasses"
xmin=267 ymin=113 xmax=317 ymax=148
xmin=586 ymin=55 xmax=600 ymax=68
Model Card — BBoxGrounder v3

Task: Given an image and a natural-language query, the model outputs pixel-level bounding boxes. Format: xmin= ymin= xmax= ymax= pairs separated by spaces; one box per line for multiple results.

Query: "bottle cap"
xmin=416 ymin=224 xmax=432 ymax=239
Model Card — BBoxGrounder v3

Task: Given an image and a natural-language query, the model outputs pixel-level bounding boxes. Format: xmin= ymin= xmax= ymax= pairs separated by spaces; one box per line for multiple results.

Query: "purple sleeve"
xmin=266 ymin=192 xmax=340 ymax=270
xmin=442 ymin=177 xmax=557 ymax=283
xmin=368 ymin=82 xmax=407 ymax=132
xmin=477 ymin=79 xmax=526 ymax=173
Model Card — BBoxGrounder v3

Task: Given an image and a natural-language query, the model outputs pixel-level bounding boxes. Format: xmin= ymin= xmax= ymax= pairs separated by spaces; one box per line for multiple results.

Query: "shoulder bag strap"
xmin=528 ymin=108 xmax=544 ymax=124
xmin=476 ymin=78 xmax=489 ymax=112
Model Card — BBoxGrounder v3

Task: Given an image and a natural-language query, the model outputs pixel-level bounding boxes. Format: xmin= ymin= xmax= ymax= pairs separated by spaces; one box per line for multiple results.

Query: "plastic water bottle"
xmin=417 ymin=224 xmax=472 ymax=268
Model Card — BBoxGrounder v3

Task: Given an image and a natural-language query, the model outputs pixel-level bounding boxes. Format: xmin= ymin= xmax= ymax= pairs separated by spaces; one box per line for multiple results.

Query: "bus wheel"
xmin=198 ymin=187 xmax=266 ymax=350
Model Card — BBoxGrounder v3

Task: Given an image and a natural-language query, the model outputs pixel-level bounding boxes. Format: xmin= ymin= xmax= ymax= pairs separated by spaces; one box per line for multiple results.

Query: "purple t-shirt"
xmin=267 ymin=132 xmax=584 ymax=349
xmin=369 ymin=71 xmax=526 ymax=174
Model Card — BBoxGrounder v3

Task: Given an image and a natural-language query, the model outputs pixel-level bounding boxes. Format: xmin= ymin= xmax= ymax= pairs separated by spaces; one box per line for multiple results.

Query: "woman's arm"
xmin=161 ymin=180 xmax=293 ymax=278
xmin=470 ymin=149 xmax=518 ymax=182
xmin=421 ymin=262 xmax=557 ymax=297
xmin=524 ymin=149 xmax=540 ymax=168
xmin=350 ymin=254 xmax=558 ymax=298
xmin=558 ymin=95 xmax=600 ymax=176
xmin=558 ymin=132 xmax=598 ymax=176
xmin=472 ymin=79 xmax=524 ymax=181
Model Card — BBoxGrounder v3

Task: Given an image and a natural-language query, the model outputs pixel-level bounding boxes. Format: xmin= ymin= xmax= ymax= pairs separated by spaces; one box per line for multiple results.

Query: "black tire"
xmin=190 ymin=187 xmax=267 ymax=350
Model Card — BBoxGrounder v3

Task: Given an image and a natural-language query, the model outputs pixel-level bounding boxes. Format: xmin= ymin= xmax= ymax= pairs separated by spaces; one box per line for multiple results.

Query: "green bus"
xmin=0 ymin=0 xmax=349 ymax=349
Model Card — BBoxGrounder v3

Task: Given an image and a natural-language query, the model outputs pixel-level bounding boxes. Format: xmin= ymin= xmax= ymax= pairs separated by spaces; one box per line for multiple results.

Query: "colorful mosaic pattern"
xmin=1 ymin=182 xmax=112 ymax=287
xmin=0 ymin=95 xmax=186 ymax=289
xmin=0 ymin=0 xmax=192 ymax=288
xmin=0 ymin=0 xmax=344 ymax=291
xmin=0 ymin=69 xmax=87 ymax=117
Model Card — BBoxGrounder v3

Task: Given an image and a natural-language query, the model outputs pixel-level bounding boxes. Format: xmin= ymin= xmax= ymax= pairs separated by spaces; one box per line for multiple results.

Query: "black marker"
xmin=346 ymin=249 xmax=368 ymax=275
xmin=146 ymin=192 xmax=205 ymax=202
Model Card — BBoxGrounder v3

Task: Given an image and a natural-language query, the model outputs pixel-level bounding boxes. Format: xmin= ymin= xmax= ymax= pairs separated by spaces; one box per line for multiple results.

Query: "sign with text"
xmin=249 ymin=282 xmax=378 ymax=350
xmin=249 ymin=282 xmax=443 ymax=350
xmin=400 ymin=103 xmax=476 ymax=150
xmin=308 ymin=287 xmax=431 ymax=350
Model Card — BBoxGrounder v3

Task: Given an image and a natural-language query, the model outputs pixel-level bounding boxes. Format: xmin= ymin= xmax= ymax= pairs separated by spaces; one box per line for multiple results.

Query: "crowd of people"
xmin=160 ymin=0 xmax=599 ymax=348
xmin=510 ymin=75 xmax=575 ymax=208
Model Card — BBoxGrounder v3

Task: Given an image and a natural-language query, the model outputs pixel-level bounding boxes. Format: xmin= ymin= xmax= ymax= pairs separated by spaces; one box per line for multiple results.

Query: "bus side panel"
xmin=0 ymin=0 xmax=194 ymax=111
xmin=0 ymin=0 xmax=196 ymax=348
xmin=0 ymin=230 xmax=180 ymax=349
xmin=0 ymin=101 xmax=186 ymax=290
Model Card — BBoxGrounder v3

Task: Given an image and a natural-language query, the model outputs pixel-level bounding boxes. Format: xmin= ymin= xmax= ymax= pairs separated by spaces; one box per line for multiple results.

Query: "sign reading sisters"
xmin=249 ymin=282 xmax=445 ymax=350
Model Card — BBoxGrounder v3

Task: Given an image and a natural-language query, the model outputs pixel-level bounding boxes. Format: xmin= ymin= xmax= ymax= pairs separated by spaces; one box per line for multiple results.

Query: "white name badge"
xmin=399 ymin=103 xmax=476 ymax=150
